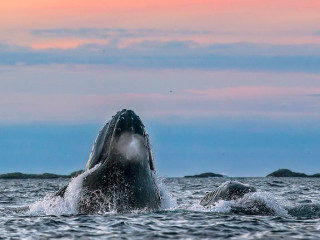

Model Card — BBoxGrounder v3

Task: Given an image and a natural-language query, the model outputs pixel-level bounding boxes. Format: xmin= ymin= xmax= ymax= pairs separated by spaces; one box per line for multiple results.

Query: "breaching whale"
xmin=56 ymin=109 xmax=161 ymax=213
xmin=200 ymin=181 xmax=256 ymax=206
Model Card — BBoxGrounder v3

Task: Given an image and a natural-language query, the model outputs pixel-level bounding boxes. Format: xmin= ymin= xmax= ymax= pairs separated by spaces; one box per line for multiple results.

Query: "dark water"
xmin=1 ymin=177 xmax=320 ymax=239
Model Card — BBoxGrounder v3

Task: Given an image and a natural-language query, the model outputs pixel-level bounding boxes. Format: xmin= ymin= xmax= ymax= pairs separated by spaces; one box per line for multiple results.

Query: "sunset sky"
xmin=1 ymin=0 xmax=320 ymax=176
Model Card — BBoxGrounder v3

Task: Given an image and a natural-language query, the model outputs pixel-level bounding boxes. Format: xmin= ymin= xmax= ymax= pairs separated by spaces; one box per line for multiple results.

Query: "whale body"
xmin=56 ymin=109 xmax=161 ymax=213
xmin=200 ymin=181 xmax=256 ymax=206
xmin=200 ymin=181 xmax=282 ymax=215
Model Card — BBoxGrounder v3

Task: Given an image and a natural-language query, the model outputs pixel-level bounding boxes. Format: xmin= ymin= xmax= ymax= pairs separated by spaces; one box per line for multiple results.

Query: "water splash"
xmin=182 ymin=199 xmax=233 ymax=213
xmin=238 ymin=192 xmax=288 ymax=216
xmin=154 ymin=175 xmax=177 ymax=210
xmin=28 ymin=164 xmax=101 ymax=215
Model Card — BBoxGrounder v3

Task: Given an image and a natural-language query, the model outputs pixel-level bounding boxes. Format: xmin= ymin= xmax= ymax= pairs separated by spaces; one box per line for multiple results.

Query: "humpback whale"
xmin=56 ymin=109 xmax=161 ymax=213
xmin=200 ymin=181 xmax=256 ymax=206
xmin=200 ymin=181 xmax=282 ymax=215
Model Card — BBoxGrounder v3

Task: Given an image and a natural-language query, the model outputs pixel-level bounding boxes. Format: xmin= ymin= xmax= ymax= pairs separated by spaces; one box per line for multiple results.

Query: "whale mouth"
xmin=113 ymin=109 xmax=145 ymax=137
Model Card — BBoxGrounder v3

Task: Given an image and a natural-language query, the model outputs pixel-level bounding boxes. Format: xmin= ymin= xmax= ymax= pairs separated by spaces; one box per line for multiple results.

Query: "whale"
xmin=55 ymin=109 xmax=161 ymax=213
xmin=200 ymin=181 xmax=282 ymax=215
xmin=200 ymin=181 xmax=256 ymax=206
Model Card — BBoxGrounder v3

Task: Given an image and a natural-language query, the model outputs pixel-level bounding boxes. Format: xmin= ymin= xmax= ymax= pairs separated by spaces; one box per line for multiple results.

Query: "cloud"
xmin=0 ymin=43 xmax=29 ymax=52
xmin=0 ymin=87 xmax=319 ymax=123
xmin=31 ymin=28 xmax=218 ymax=39
xmin=1 ymin=41 xmax=320 ymax=72
xmin=308 ymin=94 xmax=320 ymax=97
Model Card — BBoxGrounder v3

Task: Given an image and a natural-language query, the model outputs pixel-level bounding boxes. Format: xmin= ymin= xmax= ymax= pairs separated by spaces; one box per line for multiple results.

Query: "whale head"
xmin=79 ymin=109 xmax=160 ymax=212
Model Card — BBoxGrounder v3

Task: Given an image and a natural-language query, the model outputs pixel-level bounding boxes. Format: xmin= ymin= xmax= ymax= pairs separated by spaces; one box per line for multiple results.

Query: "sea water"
xmin=1 ymin=177 xmax=320 ymax=239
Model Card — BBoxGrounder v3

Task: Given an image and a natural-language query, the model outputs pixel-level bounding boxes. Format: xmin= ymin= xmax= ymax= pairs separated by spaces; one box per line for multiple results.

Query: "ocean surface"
xmin=1 ymin=176 xmax=320 ymax=239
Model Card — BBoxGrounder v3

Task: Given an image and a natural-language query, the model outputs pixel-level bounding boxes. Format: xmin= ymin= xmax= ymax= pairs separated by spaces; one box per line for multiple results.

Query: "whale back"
xmin=200 ymin=181 xmax=256 ymax=206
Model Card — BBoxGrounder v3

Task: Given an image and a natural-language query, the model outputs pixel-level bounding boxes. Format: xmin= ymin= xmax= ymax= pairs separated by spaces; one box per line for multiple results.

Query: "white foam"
xmin=28 ymin=164 xmax=100 ymax=216
xmin=180 ymin=200 xmax=233 ymax=213
xmin=239 ymin=192 xmax=289 ymax=217
xmin=154 ymin=175 xmax=177 ymax=210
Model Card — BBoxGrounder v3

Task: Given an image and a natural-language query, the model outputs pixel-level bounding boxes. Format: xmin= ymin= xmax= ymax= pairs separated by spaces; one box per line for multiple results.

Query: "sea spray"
xmin=239 ymin=191 xmax=289 ymax=217
xmin=154 ymin=175 xmax=177 ymax=210
xmin=28 ymin=164 xmax=101 ymax=215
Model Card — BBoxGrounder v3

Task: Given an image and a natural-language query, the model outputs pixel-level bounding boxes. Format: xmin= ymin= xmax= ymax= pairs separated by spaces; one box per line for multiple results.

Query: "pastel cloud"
xmin=1 ymin=41 xmax=320 ymax=72
xmin=1 ymin=86 xmax=319 ymax=123
xmin=2 ymin=0 xmax=320 ymax=48
xmin=2 ymin=1 xmax=319 ymax=35
xmin=31 ymin=28 xmax=218 ymax=39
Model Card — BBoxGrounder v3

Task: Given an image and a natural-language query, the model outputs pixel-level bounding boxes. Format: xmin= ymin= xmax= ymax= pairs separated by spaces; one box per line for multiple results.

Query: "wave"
xmin=13 ymin=176 xmax=320 ymax=219
xmin=287 ymin=204 xmax=320 ymax=219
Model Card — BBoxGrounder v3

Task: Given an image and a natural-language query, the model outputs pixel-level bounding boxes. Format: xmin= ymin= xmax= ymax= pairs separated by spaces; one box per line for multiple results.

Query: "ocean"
xmin=1 ymin=177 xmax=320 ymax=239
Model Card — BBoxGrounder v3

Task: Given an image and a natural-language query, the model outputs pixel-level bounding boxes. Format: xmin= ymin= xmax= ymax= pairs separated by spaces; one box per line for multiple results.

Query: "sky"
xmin=1 ymin=0 xmax=320 ymax=176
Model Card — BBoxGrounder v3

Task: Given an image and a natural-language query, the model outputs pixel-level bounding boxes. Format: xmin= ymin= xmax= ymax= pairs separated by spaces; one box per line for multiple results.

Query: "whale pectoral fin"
xmin=145 ymin=133 xmax=155 ymax=171
xmin=200 ymin=189 xmax=217 ymax=206
xmin=54 ymin=185 xmax=68 ymax=198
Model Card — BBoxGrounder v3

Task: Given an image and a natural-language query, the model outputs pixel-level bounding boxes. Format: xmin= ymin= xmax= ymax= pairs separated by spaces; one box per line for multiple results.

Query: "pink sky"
xmin=1 ymin=0 xmax=320 ymax=49
xmin=1 ymin=1 xmax=320 ymax=123
xmin=1 ymin=86 xmax=319 ymax=123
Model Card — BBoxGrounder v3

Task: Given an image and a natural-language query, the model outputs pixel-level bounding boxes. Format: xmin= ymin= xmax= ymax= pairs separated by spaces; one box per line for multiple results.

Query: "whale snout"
xmin=114 ymin=109 xmax=145 ymax=137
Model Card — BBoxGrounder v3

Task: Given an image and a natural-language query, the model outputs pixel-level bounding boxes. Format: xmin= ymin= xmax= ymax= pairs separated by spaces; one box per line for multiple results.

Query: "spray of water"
xmin=154 ymin=174 xmax=177 ymax=210
xmin=28 ymin=164 xmax=101 ymax=215
xmin=238 ymin=192 xmax=289 ymax=216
